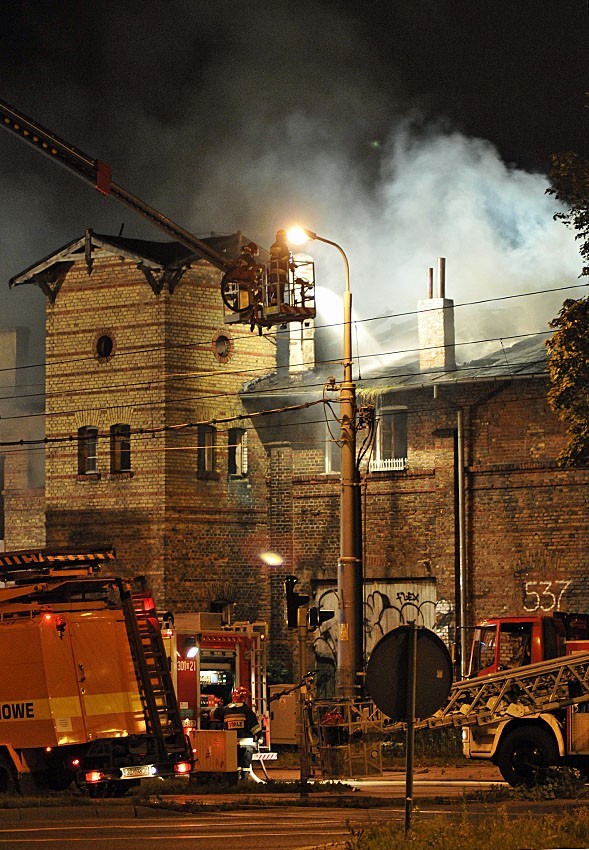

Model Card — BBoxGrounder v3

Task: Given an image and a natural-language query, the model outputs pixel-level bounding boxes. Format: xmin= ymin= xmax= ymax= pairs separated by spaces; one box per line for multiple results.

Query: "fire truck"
xmin=160 ymin=613 xmax=274 ymax=778
xmin=421 ymin=612 xmax=589 ymax=785
xmin=0 ymin=548 xmax=192 ymax=795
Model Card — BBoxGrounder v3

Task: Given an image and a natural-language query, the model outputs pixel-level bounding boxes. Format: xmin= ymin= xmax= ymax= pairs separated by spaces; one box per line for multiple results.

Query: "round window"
xmin=213 ymin=333 xmax=233 ymax=362
xmin=96 ymin=334 xmax=114 ymax=359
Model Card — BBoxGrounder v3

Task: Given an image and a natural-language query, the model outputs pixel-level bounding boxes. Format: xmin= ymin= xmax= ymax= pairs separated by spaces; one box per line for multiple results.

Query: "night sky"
xmin=0 ymin=0 xmax=587 ymax=368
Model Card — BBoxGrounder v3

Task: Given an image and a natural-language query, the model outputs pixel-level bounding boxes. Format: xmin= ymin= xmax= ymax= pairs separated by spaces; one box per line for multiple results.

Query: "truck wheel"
xmin=0 ymin=756 xmax=18 ymax=794
xmin=496 ymin=726 xmax=558 ymax=787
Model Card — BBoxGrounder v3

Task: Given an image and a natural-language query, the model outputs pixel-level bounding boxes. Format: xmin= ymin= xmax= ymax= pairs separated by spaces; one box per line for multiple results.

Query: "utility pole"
xmin=286 ymin=227 xmax=363 ymax=699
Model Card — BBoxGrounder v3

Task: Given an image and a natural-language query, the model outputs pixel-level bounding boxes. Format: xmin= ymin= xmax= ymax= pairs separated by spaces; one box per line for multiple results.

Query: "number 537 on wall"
xmin=523 ymin=580 xmax=571 ymax=612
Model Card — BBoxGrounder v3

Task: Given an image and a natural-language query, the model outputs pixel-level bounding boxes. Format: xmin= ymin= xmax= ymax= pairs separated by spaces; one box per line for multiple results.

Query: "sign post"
xmin=365 ymin=624 xmax=453 ymax=835
xmin=404 ymin=621 xmax=418 ymax=833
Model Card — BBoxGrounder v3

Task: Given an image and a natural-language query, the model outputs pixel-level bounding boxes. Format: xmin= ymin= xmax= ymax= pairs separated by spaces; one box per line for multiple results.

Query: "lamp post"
xmin=286 ymin=227 xmax=362 ymax=698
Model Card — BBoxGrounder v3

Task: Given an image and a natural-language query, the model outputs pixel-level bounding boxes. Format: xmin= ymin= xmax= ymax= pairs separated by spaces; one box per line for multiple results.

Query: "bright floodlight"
xmin=286 ymin=226 xmax=311 ymax=246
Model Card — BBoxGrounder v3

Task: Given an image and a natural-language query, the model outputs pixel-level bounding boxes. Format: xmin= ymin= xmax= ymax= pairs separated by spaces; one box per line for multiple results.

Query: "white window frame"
xmin=197 ymin=424 xmax=217 ymax=477
xmin=369 ymin=406 xmax=408 ymax=472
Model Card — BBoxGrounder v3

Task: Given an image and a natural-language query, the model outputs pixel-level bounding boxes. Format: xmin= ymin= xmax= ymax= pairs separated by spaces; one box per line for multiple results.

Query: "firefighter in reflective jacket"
xmin=213 ymin=686 xmax=261 ymax=779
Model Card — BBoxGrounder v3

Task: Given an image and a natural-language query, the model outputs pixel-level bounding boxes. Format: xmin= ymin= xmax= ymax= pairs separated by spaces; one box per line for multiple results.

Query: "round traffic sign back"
xmin=365 ymin=625 xmax=453 ymax=721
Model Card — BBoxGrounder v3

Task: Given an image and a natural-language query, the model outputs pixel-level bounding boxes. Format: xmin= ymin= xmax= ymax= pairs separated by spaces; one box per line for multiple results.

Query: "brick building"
xmin=242 ymin=266 xmax=589 ymax=684
xmin=0 ymin=327 xmax=45 ymax=552
xmin=5 ymin=237 xmax=589 ymax=688
xmin=9 ymin=230 xmax=274 ymax=623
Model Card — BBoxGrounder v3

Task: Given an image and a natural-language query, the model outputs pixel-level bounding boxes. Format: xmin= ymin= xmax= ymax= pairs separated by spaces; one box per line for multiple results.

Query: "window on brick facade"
xmin=78 ymin=426 xmax=98 ymax=475
xmin=110 ymin=424 xmax=131 ymax=473
xmin=228 ymin=428 xmax=248 ymax=477
xmin=197 ymin=424 xmax=216 ymax=477
xmin=369 ymin=407 xmax=408 ymax=472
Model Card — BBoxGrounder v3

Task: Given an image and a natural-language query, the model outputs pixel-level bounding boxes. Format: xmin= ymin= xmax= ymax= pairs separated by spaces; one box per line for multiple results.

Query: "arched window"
xmin=110 ymin=424 xmax=131 ymax=473
xmin=197 ymin=424 xmax=217 ymax=477
xmin=228 ymin=428 xmax=248 ymax=477
xmin=78 ymin=426 xmax=98 ymax=475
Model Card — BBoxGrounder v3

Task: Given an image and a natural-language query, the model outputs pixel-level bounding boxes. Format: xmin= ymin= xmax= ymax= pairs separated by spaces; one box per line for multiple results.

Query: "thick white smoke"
xmin=0 ymin=1 xmax=583 ymax=374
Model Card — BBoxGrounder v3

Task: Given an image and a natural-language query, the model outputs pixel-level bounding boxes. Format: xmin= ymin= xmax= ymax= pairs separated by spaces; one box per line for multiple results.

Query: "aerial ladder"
xmin=0 ymin=96 xmax=315 ymax=331
xmin=304 ymin=652 xmax=589 ymax=782
xmin=422 ymin=651 xmax=589 ymax=731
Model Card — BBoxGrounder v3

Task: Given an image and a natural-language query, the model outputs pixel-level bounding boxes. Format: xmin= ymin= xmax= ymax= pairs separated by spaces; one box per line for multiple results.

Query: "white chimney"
xmin=417 ymin=258 xmax=456 ymax=373
xmin=289 ymin=319 xmax=315 ymax=373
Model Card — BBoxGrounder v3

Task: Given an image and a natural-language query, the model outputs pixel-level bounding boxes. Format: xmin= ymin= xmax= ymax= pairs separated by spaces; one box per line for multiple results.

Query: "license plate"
xmin=120 ymin=764 xmax=154 ymax=779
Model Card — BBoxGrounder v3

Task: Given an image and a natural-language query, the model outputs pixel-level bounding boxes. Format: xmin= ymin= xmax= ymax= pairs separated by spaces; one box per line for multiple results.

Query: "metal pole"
xmin=404 ymin=622 xmax=418 ymax=835
xmin=457 ymin=409 xmax=468 ymax=677
xmin=286 ymin=228 xmax=361 ymax=699
xmin=297 ymin=607 xmax=310 ymax=791
xmin=313 ymin=236 xmax=360 ymax=699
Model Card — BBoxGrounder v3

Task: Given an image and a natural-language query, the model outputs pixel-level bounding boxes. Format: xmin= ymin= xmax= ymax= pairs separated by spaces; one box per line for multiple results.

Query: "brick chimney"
xmin=417 ymin=258 xmax=456 ymax=373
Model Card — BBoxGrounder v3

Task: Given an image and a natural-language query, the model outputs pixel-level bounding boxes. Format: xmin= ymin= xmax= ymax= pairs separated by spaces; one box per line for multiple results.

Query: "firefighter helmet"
xmin=232 ymin=686 xmax=250 ymax=703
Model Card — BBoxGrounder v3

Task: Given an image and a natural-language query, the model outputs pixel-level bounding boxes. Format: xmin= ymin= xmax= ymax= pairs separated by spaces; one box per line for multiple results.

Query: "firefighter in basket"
xmin=212 ymin=686 xmax=263 ymax=781
xmin=267 ymin=229 xmax=290 ymax=312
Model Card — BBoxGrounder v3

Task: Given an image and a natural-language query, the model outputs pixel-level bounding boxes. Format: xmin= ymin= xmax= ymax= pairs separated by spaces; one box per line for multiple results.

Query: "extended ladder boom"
xmin=0 ymin=97 xmax=231 ymax=272
xmin=423 ymin=651 xmax=589 ymax=731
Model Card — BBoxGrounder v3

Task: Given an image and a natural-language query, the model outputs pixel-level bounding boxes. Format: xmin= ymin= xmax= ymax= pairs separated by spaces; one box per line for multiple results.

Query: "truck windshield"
xmin=469 ymin=626 xmax=497 ymax=676
xmin=498 ymin=623 xmax=532 ymax=669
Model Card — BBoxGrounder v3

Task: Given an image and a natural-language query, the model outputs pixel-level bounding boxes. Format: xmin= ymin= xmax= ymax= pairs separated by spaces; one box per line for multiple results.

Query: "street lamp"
xmin=286 ymin=226 xmax=362 ymax=699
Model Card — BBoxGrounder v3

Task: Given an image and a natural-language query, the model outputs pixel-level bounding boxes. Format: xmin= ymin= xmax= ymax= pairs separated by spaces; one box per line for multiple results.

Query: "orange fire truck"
xmin=0 ymin=548 xmax=192 ymax=795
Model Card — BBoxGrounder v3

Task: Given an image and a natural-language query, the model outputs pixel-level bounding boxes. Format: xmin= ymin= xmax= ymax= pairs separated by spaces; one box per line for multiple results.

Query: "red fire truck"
xmin=161 ymin=613 xmax=274 ymax=778
xmin=424 ymin=612 xmax=589 ymax=785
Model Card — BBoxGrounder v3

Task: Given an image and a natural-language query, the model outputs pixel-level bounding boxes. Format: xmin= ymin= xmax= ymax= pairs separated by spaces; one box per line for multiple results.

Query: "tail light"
xmin=85 ymin=771 xmax=105 ymax=783
xmin=173 ymin=761 xmax=191 ymax=775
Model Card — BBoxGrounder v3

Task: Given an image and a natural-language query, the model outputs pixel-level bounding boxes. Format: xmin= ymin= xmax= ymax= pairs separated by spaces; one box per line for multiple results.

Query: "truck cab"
xmin=468 ymin=613 xmax=589 ymax=677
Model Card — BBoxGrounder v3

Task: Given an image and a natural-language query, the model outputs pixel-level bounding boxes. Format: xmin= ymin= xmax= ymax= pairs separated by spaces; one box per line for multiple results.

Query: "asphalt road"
xmin=0 ymin=805 xmax=406 ymax=850
xmin=0 ymin=764 xmax=583 ymax=850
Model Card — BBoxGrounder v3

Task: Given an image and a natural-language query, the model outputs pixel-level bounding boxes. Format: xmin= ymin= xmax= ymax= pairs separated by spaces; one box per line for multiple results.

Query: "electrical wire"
xmin=0 ymin=279 xmax=586 ymax=377
xmin=0 ymin=324 xmax=556 ymax=419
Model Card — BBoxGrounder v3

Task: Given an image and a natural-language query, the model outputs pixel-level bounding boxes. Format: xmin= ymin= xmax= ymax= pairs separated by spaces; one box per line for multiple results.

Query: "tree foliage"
xmin=548 ymin=150 xmax=589 ymax=277
xmin=546 ymin=120 xmax=589 ymax=466
xmin=547 ymin=297 xmax=589 ymax=466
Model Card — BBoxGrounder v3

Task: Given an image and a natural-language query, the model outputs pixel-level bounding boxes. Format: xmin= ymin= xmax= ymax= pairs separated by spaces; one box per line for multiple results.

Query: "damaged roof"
xmin=242 ymin=332 xmax=549 ymax=402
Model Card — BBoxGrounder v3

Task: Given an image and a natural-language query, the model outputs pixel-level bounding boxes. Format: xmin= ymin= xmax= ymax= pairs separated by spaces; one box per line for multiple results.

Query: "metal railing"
xmin=368 ymin=457 xmax=408 ymax=472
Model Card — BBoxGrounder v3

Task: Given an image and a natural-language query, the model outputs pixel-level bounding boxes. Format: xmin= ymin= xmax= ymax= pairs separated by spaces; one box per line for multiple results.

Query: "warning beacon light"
xmin=221 ymin=233 xmax=316 ymax=332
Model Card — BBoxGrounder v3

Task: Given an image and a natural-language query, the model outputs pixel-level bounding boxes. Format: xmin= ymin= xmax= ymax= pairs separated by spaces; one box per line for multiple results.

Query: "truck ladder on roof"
xmin=0 ymin=547 xmax=115 ymax=576
xmin=423 ymin=650 xmax=589 ymax=731
xmin=117 ymin=579 xmax=188 ymax=763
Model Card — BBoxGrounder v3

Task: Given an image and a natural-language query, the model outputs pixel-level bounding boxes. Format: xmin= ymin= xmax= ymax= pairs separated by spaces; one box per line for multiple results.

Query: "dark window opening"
xmin=110 ymin=424 xmax=131 ymax=473
xmin=78 ymin=426 xmax=98 ymax=475
xmin=228 ymin=428 xmax=248 ymax=476
xmin=96 ymin=335 xmax=114 ymax=359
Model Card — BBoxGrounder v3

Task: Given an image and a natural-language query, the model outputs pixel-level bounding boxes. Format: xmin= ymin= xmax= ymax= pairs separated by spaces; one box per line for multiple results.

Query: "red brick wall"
xmin=263 ymin=377 xmax=589 ymax=658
